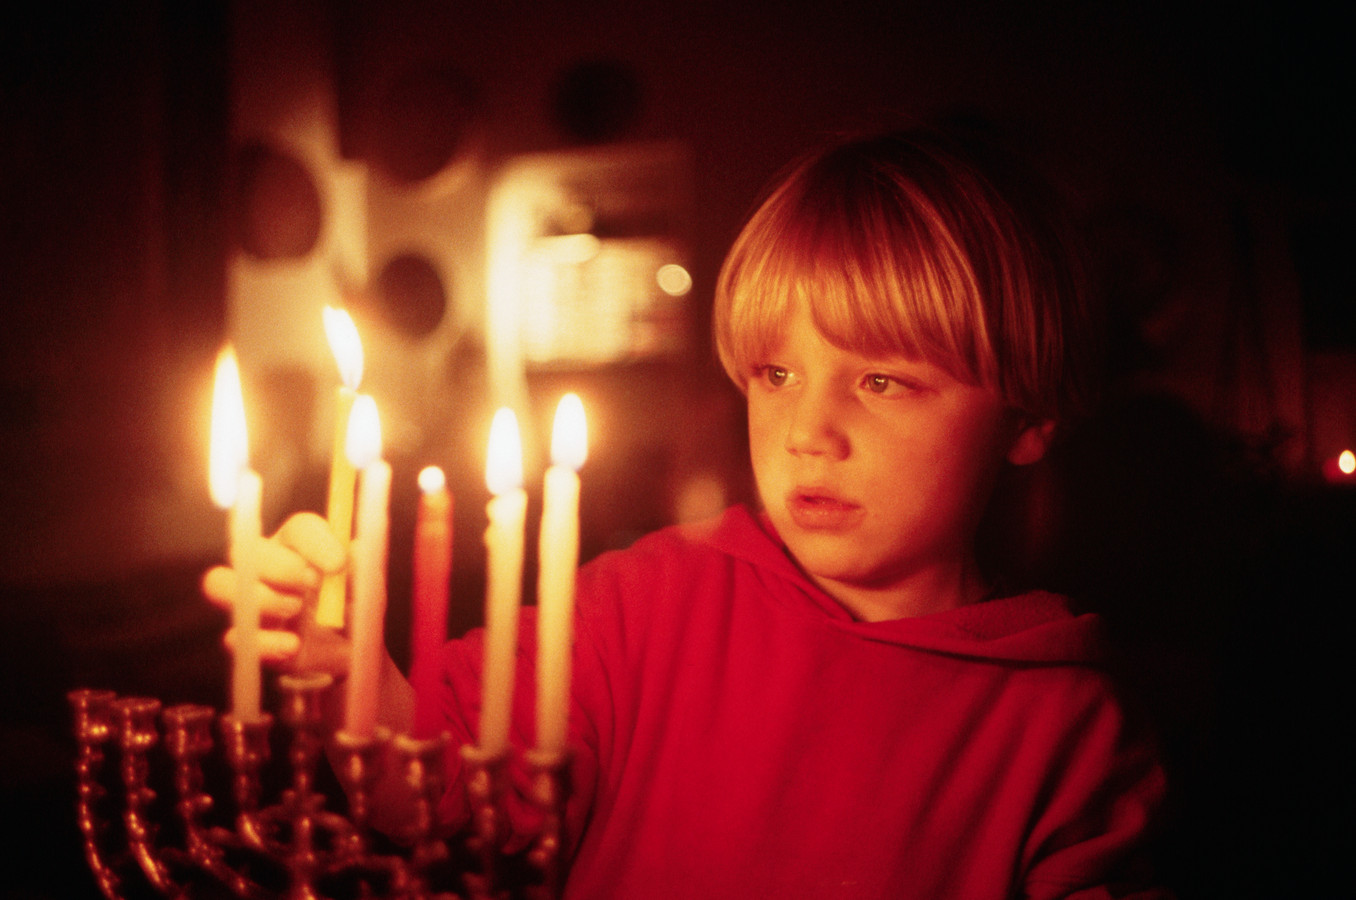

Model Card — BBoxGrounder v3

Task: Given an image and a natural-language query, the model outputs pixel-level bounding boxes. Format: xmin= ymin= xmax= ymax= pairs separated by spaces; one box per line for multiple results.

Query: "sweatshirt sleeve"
xmin=1019 ymin=680 xmax=1175 ymax=900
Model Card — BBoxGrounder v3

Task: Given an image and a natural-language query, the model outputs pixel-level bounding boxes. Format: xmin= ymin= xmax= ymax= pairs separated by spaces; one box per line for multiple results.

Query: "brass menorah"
xmin=69 ymin=672 xmax=568 ymax=900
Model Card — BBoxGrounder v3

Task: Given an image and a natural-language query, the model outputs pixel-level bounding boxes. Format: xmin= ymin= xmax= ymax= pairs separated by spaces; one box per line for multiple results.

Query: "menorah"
xmin=69 ymin=671 xmax=569 ymax=900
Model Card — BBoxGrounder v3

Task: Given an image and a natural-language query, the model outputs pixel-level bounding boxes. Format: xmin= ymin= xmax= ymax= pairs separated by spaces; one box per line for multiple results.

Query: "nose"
xmin=785 ymin=387 xmax=849 ymax=459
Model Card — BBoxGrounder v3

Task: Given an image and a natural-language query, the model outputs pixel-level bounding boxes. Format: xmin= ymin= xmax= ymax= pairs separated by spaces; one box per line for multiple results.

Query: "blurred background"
xmin=1 ymin=1 xmax=1350 ymax=896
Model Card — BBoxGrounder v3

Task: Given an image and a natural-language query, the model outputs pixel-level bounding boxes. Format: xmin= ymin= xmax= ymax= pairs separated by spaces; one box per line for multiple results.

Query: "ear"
xmin=1006 ymin=418 xmax=1057 ymax=466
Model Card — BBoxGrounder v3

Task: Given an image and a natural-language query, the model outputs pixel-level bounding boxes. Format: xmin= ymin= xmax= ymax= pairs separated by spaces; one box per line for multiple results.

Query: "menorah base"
xmin=70 ymin=674 xmax=569 ymax=900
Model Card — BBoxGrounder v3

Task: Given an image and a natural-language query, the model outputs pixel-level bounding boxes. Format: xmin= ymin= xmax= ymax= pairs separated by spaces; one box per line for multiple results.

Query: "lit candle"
xmin=412 ymin=465 xmax=452 ymax=738
xmin=342 ymin=394 xmax=392 ymax=739
xmin=536 ymin=394 xmax=587 ymax=756
xmin=316 ymin=305 xmax=364 ymax=629
xmin=210 ymin=346 xmax=265 ymax=722
xmin=480 ymin=407 xmax=527 ymax=756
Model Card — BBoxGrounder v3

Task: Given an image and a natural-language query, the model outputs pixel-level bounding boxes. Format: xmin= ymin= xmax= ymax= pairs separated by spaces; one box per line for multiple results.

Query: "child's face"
xmin=746 ymin=303 xmax=1028 ymax=612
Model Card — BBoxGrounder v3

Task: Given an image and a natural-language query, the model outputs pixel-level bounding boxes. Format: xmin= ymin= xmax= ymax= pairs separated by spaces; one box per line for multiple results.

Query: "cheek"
xmin=745 ymin=397 xmax=779 ymax=455
xmin=745 ymin=401 xmax=787 ymax=495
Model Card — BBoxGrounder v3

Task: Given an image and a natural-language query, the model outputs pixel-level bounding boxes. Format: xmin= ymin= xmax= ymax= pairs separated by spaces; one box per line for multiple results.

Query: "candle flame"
xmin=1340 ymin=450 xmax=1356 ymax=476
xmin=324 ymin=305 xmax=364 ymax=390
xmin=550 ymin=393 xmax=588 ymax=471
xmin=345 ymin=394 xmax=382 ymax=468
xmin=419 ymin=465 xmax=447 ymax=494
xmin=209 ymin=345 xmax=249 ymax=509
xmin=485 ymin=407 xmax=524 ymax=496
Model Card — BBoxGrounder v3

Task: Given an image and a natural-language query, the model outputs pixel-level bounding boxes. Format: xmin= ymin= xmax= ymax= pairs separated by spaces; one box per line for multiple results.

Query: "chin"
xmin=783 ymin=535 xmax=884 ymax=585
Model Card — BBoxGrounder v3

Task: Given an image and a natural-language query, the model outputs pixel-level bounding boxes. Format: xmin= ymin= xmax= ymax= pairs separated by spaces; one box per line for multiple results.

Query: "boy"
xmin=205 ymin=128 xmax=1170 ymax=898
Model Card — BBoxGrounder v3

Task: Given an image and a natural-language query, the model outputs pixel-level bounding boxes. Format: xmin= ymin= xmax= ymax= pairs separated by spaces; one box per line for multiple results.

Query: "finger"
xmin=202 ymin=566 xmax=305 ymax=621
xmin=254 ymin=582 xmax=305 ymax=623
xmin=201 ymin=566 xmax=234 ymax=612
xmin=272 ymin=512 xmax=346 ymax=575
xmin=253 ymin=538 xmax=325 ymax=595
xmin=224 ymin=627 xmax=301 ymax=664
xmin=293 ymin=619 xmax=353 ymax=679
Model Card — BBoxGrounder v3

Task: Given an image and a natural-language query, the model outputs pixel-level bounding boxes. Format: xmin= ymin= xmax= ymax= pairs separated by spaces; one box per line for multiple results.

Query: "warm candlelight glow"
xmin=418 ymin=465 xmax=447 ymax=494
xmin=346 ymin=394 xmax=382 ymax=469
xmin=656 ymin=262 xmax=693 ymax=297
xmin=324 ymin=305 xmax=364 ymax=389
xmin=486 ymin=407 xmax=524 ymax=496
xmin=550 ymin=392 xmax=588 ymax=471
xmin=1340 ymin=450 xmax=1356 ymax=476
xmin=209 ymin=346 xmax=249 ymax=509
xmin=209 ymin=343 xmax=263 ymax=722
xmin=318 ymin=306 xmax=366 ymax=630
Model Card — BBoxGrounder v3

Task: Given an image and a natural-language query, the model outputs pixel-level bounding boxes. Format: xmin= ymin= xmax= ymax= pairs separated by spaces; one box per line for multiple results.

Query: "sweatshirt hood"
xmin=693 ymin=504 xmax=1106 ymax=666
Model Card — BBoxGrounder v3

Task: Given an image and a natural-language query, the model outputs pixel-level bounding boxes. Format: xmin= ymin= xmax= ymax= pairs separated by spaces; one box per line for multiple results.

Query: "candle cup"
xmin=524 ymin=746 xmax=571 ymax=891
xmin=220 ymin=711 xmax=274 ymax=851
xmin=69 ymin=689 xmax=120 ymax=900
xmin=111 ymin=697 xmax=178 ymax=894
xmin=392 ymin=731 xmax=452 ymax=862
xmin=162 ymin=704 xmax=225 ymax=873
xmin=459 ymin=741 xmax=510 ymax=898
xmin=332 ymin=726 xmax=390 ymax=843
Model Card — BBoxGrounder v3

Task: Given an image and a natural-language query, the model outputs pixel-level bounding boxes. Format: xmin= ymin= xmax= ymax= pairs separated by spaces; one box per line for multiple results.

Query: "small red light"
xmin=1321 ymin=450 xmax=1356 ymax=484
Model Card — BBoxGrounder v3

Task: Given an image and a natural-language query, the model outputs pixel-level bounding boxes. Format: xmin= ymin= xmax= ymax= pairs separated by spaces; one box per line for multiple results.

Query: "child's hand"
xmin=201 ymin=512 xmax=351 ymax=678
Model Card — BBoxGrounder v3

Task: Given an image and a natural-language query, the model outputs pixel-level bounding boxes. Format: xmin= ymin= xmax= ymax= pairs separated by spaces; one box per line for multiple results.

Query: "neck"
xmin=814 ymin=556 xmax=991 ymax=623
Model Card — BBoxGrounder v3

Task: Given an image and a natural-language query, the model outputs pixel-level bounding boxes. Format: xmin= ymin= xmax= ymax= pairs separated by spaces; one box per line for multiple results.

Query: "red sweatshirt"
xmin=436 ymin=506 xmax=1170 ymax=899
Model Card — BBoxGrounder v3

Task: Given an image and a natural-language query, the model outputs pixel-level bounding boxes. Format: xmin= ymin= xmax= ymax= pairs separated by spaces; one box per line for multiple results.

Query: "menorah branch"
xmin=69 ymin=677 xmax=570 ymax=900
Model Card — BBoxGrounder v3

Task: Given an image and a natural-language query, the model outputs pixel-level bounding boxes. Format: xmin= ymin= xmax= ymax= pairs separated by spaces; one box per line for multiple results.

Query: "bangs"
xmin=716 ymin=162 xmax=997 ymax=390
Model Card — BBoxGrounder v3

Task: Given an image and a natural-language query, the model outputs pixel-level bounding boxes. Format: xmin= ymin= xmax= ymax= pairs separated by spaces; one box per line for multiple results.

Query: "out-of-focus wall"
xmin=2 ymin=0 xmax=1350 ymax=589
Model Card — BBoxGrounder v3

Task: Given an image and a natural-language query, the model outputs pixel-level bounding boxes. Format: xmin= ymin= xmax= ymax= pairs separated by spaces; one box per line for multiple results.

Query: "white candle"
xmin=228 ymin=471 xmax=263 ymax=722
xmin=342 ymin=394 xmax=391 ymax=739
xmin=536 ymin=394 xmax=587 ymax=756
xmin=210 ymin=346 xmax=264 ymax=722
xmin=317 ymin=305 xmax=364 ymax=629
xmin=481 ymin=407 xmax=526 ymax=756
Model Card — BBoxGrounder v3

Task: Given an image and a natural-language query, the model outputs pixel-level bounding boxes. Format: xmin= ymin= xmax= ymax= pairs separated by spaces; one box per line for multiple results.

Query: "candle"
xmin=480 ymin=407 xmax=527 ymax=756
xmin=342 ymin=394 xmax=392 ymax=739
xmin=412 ymin=465 xmax=452 ymax=738
xmin=210 ymin=346 xmax=265 ymax=722
xmin=536 ymin=394 xmax=587 ymax=756
xmin=316 ymin=305 xmax=364 ymax=629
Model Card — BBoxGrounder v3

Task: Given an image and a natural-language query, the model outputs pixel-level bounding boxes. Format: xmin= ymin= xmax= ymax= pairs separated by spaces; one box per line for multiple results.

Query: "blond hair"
xmin=714 ymin=129 xmax=1093 ymax=423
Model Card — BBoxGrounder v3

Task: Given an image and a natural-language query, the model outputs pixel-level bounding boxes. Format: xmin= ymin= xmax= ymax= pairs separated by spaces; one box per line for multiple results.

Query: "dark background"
xmin=1 ymin=1 xmax=1351 ymax=897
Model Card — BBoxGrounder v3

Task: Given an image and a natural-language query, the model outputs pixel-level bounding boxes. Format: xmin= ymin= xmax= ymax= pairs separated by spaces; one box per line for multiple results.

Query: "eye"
xmin=864 ymin=373 xmax=897 ymax=394
xmin=861 ymin=373 xmax=917 ymax=396
xmin=757 ymin=365 xmax=792 ymax=388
